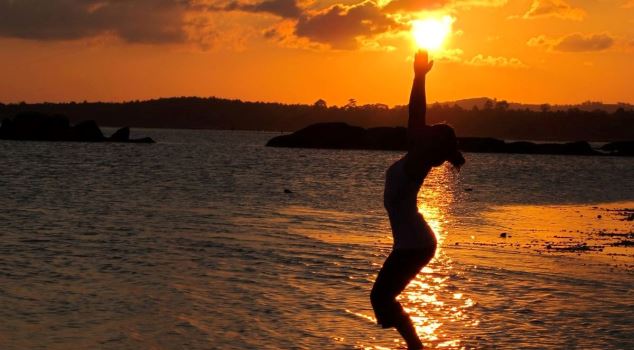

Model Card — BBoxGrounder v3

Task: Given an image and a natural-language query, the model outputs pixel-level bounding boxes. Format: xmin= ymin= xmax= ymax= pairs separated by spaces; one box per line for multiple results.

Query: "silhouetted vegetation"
xmin=1 ymin=97 xmax=633 ymax=141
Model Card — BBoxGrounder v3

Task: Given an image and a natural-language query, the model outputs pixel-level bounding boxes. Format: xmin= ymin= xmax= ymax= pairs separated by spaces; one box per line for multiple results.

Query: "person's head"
xmin=420 ymin=124 xmax=465 ymax=170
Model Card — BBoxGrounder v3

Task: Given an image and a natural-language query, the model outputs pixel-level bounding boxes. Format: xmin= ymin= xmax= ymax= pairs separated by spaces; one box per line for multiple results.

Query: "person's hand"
xmin=414 ymin=50 xmax=433 ymax=76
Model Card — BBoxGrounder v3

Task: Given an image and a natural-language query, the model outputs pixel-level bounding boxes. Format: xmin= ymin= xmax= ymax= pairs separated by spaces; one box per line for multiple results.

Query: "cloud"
xmin=294 ymin=0 xmax=402 ymax=49
xmin=210 ymin=0 xmax=302 ymax=18
xmin=382 ymin=0 xmax=448 ymax=13
xmin=183 ymin=11 xmax=259 ymax=51
xmin=466 ymin=54 xmax=527 ymax=68
xmin=0 ymin=0 xmax=408 ymax=51
xmin=416 ymin=49 xmax=525 ymax=67
xmin=382 ymin=0 xmax=506 ymax=12
xmin=450 ymin=0 xmax=508 ymax=9
xmin=521 ymin=0 xmax=585 ymax=20
xmin=526 ymin=35 xmax=549 ymax=47
xmin=0 ymin=0 xmax=188 ymax=43
xmin=193 ymin=0 xmax=404 ymax=50
xmin=431 ymin=48 xmax=465 ymax=62
xmin=553 ymin=33 xmax=614 ymax=51
xmin=261 ymin=19 xmax=326 ymax=49
xmin=0 ymin=0 xmax=510 ymax=52
xmin=528 ymin=32 xmax=615 ymax=52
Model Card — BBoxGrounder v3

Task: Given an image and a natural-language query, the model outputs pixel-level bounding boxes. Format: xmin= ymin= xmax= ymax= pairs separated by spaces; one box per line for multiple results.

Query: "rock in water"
xmin=0 ymin=112 xmax=70 ymax=141
xmin=601 ymin=141 xmax=634 ymax=156
xmin=0 ymin=112 xmax=154 ymax=143
xmin=128 ymin=137 xmax=155 ymax=144
xmin=110 ymin=127 xmax=130 ymax=142
xmin=71 ymin=120 xmax=105 ymax=142
xmin=267 ymin=122 xmax=406 ymax=150
xmin=266 ymin=122 xmax=612 ymax=156
xmin=266 ymin=123 xmax=368 ymax=149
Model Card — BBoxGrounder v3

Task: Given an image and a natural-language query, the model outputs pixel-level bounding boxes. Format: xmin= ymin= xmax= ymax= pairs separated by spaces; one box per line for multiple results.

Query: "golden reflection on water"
xmin=418 ymin=169 xmax=456 ymax=247
xmin=393 ymin=168 xmax=475 ymax=349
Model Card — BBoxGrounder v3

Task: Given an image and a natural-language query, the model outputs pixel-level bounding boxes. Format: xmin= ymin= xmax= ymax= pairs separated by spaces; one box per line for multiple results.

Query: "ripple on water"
xmin=0 ymin=130 xmax=633 ymax=349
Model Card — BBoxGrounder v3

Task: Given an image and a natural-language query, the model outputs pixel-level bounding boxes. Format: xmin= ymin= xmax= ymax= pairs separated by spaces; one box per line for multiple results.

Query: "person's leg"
xmin=372 ymin=248 xmax=438 ymax=348
xmin=371 ymin=250 xmax=427 ymax=347
xmin=395 ymin=315 xmax=423 ymax=349
xmin=394 ymin=249 xmax=436 ymax=349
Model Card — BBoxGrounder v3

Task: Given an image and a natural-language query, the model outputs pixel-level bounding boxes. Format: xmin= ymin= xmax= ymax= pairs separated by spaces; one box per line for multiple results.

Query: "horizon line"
xmin=1 ymin=95 xmax=633 ymax=109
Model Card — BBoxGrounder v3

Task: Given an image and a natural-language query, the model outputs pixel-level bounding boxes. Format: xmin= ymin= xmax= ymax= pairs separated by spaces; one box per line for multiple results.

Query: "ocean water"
xmin=0 ymin=129 xmax=633 ymax=350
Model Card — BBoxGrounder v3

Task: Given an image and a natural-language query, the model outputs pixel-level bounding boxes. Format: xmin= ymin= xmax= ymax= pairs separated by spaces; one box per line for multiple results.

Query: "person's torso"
xmin=383 ymin=157 xmax=436 ymax=250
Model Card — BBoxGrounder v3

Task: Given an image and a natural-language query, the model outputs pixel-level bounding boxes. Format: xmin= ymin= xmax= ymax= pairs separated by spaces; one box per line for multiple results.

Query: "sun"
xmin=411 ymin=16 xmax=454 ymax=52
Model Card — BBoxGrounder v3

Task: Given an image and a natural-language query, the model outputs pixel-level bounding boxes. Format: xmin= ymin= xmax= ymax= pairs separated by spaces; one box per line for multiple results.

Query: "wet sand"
xmin=448 ymin=203 xmax=634 ymax=269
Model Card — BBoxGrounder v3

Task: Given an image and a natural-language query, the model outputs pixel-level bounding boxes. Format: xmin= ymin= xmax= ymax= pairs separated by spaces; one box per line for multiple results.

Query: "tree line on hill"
xmin=1 ymin=97 xmax=632 ymax=141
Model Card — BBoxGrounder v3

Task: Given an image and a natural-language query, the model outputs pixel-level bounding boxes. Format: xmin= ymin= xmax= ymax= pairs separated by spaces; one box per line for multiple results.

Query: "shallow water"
xmin=0 ymin=129 xmax=633 ymax=349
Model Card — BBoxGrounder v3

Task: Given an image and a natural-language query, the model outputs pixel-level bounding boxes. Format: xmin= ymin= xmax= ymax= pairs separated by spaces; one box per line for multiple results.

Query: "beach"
xmin=1 ymin=129 xmax=633 ymax=349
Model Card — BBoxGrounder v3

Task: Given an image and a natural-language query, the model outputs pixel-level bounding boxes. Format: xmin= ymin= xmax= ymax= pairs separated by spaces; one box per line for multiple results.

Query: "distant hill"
xmin=445 ymin=97 xmax=634 ymax=113
xmin=1 ymin=97 xmax=633 ymax=141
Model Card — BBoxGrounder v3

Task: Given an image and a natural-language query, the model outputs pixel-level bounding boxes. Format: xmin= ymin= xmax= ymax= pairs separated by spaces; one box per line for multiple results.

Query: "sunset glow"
xmin=411 ymin=16 xmax=453 ymax=52
xmin=0 ymin=0 xmax=632 ymax=105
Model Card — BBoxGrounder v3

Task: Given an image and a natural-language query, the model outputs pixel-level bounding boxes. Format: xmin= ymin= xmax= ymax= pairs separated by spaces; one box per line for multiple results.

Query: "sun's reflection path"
xmin=395 ymin=168 xmax=479 ymax=349
xmin=401 ymin=263 xmax=479 ymax=348
xmin=356 ymin=168 xmax=478 ymax=350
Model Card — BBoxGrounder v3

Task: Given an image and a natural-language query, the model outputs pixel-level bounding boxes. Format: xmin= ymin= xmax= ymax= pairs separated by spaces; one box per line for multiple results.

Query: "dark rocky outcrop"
xmin=0 ymin=112 xmax=72 ymax=141
xmin=267 ymin=122 xmax=629 ymax=156
xmin=109 ymin=126 xmax=130 ymax=142
xmin=267 ymin=123 xmax=368 ymax=149
xmin=0 ymin=112 xmax=154 ymax=143
xmin=457 ymin=137 xmax=506 ymax=153
xmin=365 ymin=127 xmax=407 ymax=151
xmin=127 ymin=137 xmax=155 ymax=144
xmin=601 ymin=141 xmax=634 ymax=156
xmin=71 ymin=120 xmax=104 ymax=142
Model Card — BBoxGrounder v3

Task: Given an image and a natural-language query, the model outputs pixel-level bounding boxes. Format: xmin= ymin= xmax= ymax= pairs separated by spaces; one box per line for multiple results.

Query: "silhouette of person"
xmin=370 ymin=50 xmax=465 ymax=349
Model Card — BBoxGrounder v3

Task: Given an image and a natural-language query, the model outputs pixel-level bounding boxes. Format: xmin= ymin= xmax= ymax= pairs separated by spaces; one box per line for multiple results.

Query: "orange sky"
xmin=0 ymin=0 xmax=632 ymax=106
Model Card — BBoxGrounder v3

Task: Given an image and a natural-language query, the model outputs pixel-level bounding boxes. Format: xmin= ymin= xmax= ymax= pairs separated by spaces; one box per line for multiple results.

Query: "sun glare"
xmin=411 ymin=16 xmax=454 ymax=51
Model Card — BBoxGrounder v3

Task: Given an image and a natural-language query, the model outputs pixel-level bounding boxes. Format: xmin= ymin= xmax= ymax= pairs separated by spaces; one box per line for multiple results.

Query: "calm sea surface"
xmin=1 ymin=129 xmax=633 ymax=350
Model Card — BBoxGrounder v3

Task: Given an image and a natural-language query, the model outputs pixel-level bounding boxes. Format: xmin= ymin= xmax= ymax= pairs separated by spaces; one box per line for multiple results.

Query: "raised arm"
xmin=408 ymin=50 xmax=433 ymax=143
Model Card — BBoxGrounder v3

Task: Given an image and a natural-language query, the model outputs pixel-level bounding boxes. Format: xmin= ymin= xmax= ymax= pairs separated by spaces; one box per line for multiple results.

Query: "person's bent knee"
xmin=370 ymin=285 xmax=390 ymax=306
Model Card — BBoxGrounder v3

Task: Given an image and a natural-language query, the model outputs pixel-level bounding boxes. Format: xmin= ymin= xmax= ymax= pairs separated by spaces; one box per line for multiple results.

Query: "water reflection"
xmin=2 ymin=131 xmax=633 ymax=350
xmin=394 ymin=167 xmax=477 ymax=349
